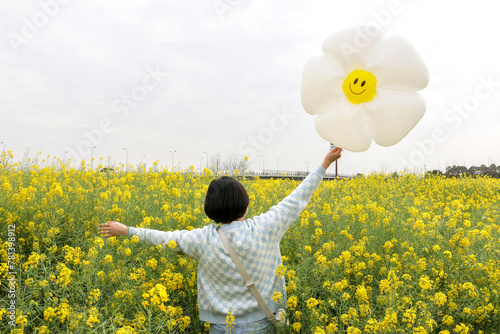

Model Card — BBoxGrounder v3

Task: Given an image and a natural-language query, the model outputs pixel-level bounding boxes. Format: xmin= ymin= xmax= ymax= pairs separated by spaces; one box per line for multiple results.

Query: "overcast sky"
xmin=1 ymin=0 xmax=499 ymax=174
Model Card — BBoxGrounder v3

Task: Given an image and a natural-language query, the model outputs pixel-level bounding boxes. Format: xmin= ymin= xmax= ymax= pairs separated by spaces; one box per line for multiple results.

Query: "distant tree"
xmin=478 ymin=164 xmax=488 ymax=176
xmin=445 ymin=165 xmax=468 ymax=177
xmin=487 ymin=164 xmax=498 ymax=178
xmin=444 ymin=163 xmax=499 ymax=178
xmin=425 ymin=170 xmax=443 ymax=178
xmin=445 ymin=165 xmax=457 ymax=177
xmin=468 ymin=166 xmax=481 ymax=177
xmin=209 ymin=154 xmax=222 ymax=173
xmin=222 ymin=156 xmax=249 ymax=174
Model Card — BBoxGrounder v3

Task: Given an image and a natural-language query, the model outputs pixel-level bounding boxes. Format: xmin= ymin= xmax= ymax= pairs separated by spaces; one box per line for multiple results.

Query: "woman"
xmin=99 ymin=147 xmax=342 ymax=333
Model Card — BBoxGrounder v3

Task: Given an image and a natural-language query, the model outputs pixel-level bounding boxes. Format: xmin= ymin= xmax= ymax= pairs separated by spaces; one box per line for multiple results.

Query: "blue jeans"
xmin=209 ymin=318 xmax=273 ymax=334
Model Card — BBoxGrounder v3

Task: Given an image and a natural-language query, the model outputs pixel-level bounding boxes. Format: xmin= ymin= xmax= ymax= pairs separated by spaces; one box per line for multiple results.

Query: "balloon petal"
xmin=365 ymin=89 xmax=426 ymax=147
xmin=301 ymin=56 xmax=345 ymax=115
xmin=315 ymin=99 xmax=372 ymax=152
xmin=322 ymin=25 xmax=383 ymax=72
xmin=367 ymin=36 xmax=429 ymax=91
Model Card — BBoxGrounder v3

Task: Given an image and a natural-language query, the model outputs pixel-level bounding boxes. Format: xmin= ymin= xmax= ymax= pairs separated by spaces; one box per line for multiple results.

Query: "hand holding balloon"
xmin=321 ymin=147 xmax=342 ymax=170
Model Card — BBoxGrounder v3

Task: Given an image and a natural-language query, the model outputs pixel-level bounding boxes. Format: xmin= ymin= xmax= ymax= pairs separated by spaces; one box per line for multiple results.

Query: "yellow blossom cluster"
xmin=0 ymin=157 xmax=499 ymax=332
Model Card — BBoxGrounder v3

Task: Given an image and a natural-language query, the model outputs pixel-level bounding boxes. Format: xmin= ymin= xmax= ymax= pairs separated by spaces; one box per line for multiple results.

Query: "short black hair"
xmin=204 ymin=176 xmax=249 ymax=223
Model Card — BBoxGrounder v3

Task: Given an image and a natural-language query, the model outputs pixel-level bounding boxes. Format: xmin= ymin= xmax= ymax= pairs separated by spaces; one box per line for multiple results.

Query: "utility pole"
xmin=90 ymin=146 xmax=96 ymax=170
xmin=0 ymin=142 xmax=5 ymax=165
xmin=123 ymin=148 xmax=128 ymax=172
xmin=204 ymin=151 xmax=209 ymax=169
xmin=170 ymin=150 xmax=176 ymax=171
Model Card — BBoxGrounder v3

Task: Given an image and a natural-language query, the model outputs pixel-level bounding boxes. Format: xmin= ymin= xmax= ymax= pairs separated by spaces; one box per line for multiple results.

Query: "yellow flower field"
xmin=1 ymin=158 xmax=500 ymax=333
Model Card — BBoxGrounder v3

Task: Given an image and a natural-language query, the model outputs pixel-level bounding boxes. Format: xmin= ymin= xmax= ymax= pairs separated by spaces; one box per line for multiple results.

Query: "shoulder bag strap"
xmin=216 ymin=226 xmax=275 ymax=320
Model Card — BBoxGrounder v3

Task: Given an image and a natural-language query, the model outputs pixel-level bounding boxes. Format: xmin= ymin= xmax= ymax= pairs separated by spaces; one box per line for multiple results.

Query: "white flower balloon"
xmin=301 ymin=26 xmax=429 ymax=152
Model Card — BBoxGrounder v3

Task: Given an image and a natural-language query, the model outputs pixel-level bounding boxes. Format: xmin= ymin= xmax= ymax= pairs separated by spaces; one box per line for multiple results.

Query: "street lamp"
xmin=90 ymin=146 xmax=96 ymax=170
xmin=123 ymin=148 xmax=128 ymax=172
xmin=0 ymin=141 xmax=5 ymax=165
xmin=260 ymin=155 xmax=265 ymax=173
xmin=203 ymin=151 xmax=208 ymax=169
xmin=228 ymin=154 xmax=235 ymax=173
xmin=63 ymin=150 xmax=68 ymax=166
xmin=141 ymin=154 xmax=146 ymax=169
xmin=275 ymin=158 xmax=281 ymax=173
xmin=305 ymin=159 xmax=310 ymax=173
xmin=170 ymin=150 xmax=176 ymax=171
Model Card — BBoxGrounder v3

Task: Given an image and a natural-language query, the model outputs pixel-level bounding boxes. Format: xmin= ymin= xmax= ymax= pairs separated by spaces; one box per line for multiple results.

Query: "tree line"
xmin=428 ymin=164 xmax=500 ymax=178
xmin=208 ymin=154 xmax=248 ymax=174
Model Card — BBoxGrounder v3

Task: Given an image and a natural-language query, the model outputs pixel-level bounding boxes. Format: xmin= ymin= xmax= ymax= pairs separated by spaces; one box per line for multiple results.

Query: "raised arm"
xmin=253 ymin=147 xmax=342 ymax=238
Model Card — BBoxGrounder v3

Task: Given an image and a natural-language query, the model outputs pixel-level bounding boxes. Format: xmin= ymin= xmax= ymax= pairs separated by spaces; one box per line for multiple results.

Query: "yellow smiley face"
xmin=342 ymin=69 xmax=377 ymax=104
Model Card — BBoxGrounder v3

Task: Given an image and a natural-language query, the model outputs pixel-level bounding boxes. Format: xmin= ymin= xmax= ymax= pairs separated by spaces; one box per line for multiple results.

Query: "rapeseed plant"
xmin=0 ymin=157 xmax=499 ymax=332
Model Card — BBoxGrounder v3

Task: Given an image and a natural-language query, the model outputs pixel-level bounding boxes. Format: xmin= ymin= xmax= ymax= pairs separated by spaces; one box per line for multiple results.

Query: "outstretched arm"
xmin=98 ymin=221 xmax=128 ymax=238
xmin=98 ymin=220 xmax=203 ymax=260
